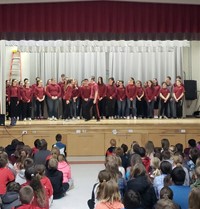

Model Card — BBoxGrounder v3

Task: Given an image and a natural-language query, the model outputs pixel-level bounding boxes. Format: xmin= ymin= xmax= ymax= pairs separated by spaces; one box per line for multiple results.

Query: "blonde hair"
xmin=51 ymin=147 xmax=60 ymax=159
xmin=110 ymin=139 xmax=117 ymax=147
xmin=100 ymin=180 xmax=121 ymax=203
xmin=189 ymin=187 xmax=200 ymax=209
xmin=195 ymin=166 xmax=200 ymax=179
xmin=130 ymin=163 xmax=146 ymax=178
xmin=151 ymin=157 xmax=161 ymax=177
xmin=173 ymin=155 xmax=183 ymax=167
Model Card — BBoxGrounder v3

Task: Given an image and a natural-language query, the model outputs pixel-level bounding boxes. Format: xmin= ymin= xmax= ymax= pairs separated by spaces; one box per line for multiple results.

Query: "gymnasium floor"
xmin=51 ymin=163 xmax=105 ymax=209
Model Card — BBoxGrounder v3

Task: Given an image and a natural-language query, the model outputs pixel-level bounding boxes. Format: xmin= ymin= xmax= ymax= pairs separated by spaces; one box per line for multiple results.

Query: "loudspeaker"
xmin=184 ymin=80 xmax=197 ymax=100
xmin=0 ymin=114 xmax=5 ymax=126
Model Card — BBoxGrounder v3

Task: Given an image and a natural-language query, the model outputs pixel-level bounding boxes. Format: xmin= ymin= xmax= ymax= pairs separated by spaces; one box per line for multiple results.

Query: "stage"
xmin=1 ymin=118 xmax=200 ymax=156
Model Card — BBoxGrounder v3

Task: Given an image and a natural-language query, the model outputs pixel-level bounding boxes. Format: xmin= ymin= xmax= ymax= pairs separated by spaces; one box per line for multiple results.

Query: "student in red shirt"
xmin=136 ymin=80 xmax=145 ymax=118
xmin=98 ymin=76 xmax=107 ymax=119
xmin=35 ymin=80 xmax=45 ymax=119
xmin=18 ymin=80 xmax=24 ymax=121
xmin=173 ymin=79 xmax=185 ymax=118
xmin=145 ymin=80 xmax=155 ymax=118
xmin=85 ymin=76 xmax=100 ymax=121
xmin=125 ymin=77 xmax=137 ymax=119
xmin=153 ymin=78 xmax=161 ymax=119
xmin=6 ymin=80 xmax=11 ymax=120
xmin=8 ymin=79 xmax=20 ymax=126
xmin=159 ymin=82 xmax=170 ymax=119
xmin=63 ymin=79 xmax=73 ymax=121
xmin=106 ymin=77 xmax=117 ymax=119
xmin=80 ymin=79 xmax=91 ymax=119
xmin=71 ymin=79 xmax=81 ymax=119
xmin=58 ymin=74 xmax=66 ymax=119
xmin=0 ymin=157 xmax=15 ymax=195
xmin=46 ymin=78 xmax=61 ymax=120
xmin=117 ymin=80 xmax=126 ymax=119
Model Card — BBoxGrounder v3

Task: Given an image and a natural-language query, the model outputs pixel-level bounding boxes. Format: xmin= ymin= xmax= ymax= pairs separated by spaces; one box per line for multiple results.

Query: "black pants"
xmin=36 ymin=100 xmax=44 ymax=117
xmin=136 ymin=98 xmax=144 ymax=117
xmin=85 ymin=99 xmax=100 ymax=120
xmin=10 ymin=97 xmax=18 ymax=118
xmin=23 ymin=102 xmax=32 ymax=119
xmin=64 ymin=101 xmax=72 ymax=119
xmin=175 ymin=100 xmax=183 ymax=118
xmin=160 ymin=100 xmax=169 ymax=117
xmin=106 ymin=98 xmax=116 ymax=117
xmin=98 ymin=97 xmax=106 ymax=117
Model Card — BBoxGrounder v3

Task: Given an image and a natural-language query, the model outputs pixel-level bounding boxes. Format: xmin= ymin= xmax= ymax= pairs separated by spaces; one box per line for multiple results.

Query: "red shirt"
xmin=19 ymin=86 xmax=24 ymax=100
xmin=90 ymin=83 xmax=98 ymax=99
xmin=98 ymin=84 xmax=107 ymax=98
xmin=35 ymin=86 xmax=45 ymax=100
xmin=46 ymin=84 xmax=61 ymax=98
xmin=58 ymin=82 xmax=65 ymax=97
xmin=0 ymin=167 xmax=15 ymax=195
xmin=145 ymin=87 xmax=155 ymax=101
xmin=8 ymin=86 xmax=20 ymax=101
xmin=40 ymin=176 xmax=53 ymax=199
xmin=154 ymin=85 xmax=161 ymax=97
xmin=106 ymin=85 xmax=117 ymax=98
xmin=81 ymin=86 xmax=91 ymax=100
xmin=72 ymin=86 xmax=80 ymax=98
xmin=22 ymin=87 xmax=33 ymax=102
xmin=64 ymin=85 xmax=73 ymax=101
xmin=136 ymin=87 xmax=144 ymax=97
xmin=173 ymin=85 xmax=185 ymax=99
xmin=126 ymin=84 xmax=137 ymax=99
xmin=160 ymin=88 xmax=170 ymax=98
xmin=12 ymin=204 xmax=41 ymax=209
xmin=117 ymin=87 xmax=126 ymax=100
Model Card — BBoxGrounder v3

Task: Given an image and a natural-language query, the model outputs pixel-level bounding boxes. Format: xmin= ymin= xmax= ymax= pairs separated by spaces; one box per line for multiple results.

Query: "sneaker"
xmin=64 ymin=119 xmax=69 ymax=122
xmin=50 ymin=117 xmax=53 ymax=121
xmin=127 ymin=116 xmax=130 ymax=120
xmin=28 ymin=118 xmax=32 ymax=121
xmin=54 ymin=117 xmax=57 ymax=121
xmin=77 ymin=116 xmax=80 ymax=120
xmin=164 ymin=116 xmax=168 ymax=119
xmin=133 ymin=116 xmax=137 ymax=119
xmin=159 ymin=116 xmax=162 ymax=119
xmin=23 ymin=118 xmax=26 ymax=121
xmin=154 ymin=116 xmax=158 ymax=119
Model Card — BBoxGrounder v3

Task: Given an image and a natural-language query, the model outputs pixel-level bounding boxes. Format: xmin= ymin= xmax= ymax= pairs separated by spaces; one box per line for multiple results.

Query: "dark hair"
xmin=188 ymin=139 xmax=196 ymax=148
xmin=160 ymin=186 xmax=173 ymax=200
xmin=98 ymin=76 xmax=104 ymax=85
xmin=175 ymin=143 xmax=183 ymax=154
xmin=123 ymin=190 xmax=141 ymax=209
xmin=0 ymin=158 xmax=7 ymax=168
xmin=161 ymin=138 xmax=170 ymax=151
xmin=25 ymin=166 xmax=36 ymax=181
xmin=137 ymin=147 xmax=146 ymax=157
xmin=38 ymin=139 xmax=48 ymax=150
xmin=24 ymin=158 xmax=34 ymax=170
xmin=171 ymin=167 xmax=186 ymax=185
xmin=19 ymin=186 xmax=34 ymax=204
xmin=160 ymin=161 xmax=172 ymax=175
xmin=34 ymin=139 xmax=40 ymax=148
xmin=189 ymin=147 xmax=200 ymax=164
xmin=162 ymin=150 xmax=171 ymax=160
xmin=121 ymin=144 xmax=128 ymax=153
xmin=133 ymin=144 xmax=140 ymax=154
xmin=7 ymin=182 xmax=21 ymax=192
xmin=56 ymin=134 xmax=62 ymax=142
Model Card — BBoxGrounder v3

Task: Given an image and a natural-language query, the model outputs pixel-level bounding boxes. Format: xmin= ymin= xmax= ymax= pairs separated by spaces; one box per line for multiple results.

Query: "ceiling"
xmin=1 ymin=0 xmax=200 ymax=5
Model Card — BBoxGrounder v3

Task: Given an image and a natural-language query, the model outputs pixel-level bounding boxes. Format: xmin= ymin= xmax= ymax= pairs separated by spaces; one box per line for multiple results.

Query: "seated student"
xmin=105 ymin=139 xmax=117 ymax=157
xmin=95 ymin=180 xmax=124 ymax=209
xmin=57 ymin=154 xmax=73 ymax=192
xmin=120 ymin=144 xmax=129 ymax=171
xmin=154 ymin=199 xmax=180 ymax=209
xmin=87 ymin=170 xmax=111 ymax=209
xmin=184 ymin=139 xmax=196 ymax=158
xmin=191 ymin=166 xmax=200 ymax=188
xmin=169 ymin=167 xmax=191 ymax=209
xmin=123 ymin=190 xmax=143 ymax=209
xmin=1 ymin=182 xmax=21 ymax=209
xmin=0 ymin=158 xmax=15 ymax=195
xmin=137 ymin=147 xmax=150 ymax=173
xmin=52 ymin=134 xmax=66 ymax=157
xmin=149 ymin=157 xmax=161 ymax=179
xmin=17 ymin=186 xmax=41 ymax=209
xmin=189 ymin=187 xmax=200 ymax=209
xmin=46 ymin=158 xmax=65 ymax=199
xmin=153 ymin=161 xmax=172 ymax=199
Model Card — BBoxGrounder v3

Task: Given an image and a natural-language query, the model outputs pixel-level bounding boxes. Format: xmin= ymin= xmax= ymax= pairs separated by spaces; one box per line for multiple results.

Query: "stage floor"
xmin=1 ymin=118 xmax=200 ymax=156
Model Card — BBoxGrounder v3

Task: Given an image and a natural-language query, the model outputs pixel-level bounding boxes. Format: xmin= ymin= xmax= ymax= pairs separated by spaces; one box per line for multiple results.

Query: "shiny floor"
xmin=51 ymin=163 xmax=105 ymax=209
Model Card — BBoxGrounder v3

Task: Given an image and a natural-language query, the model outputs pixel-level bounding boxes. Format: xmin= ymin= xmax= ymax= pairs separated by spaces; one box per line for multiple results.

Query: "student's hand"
xmin=66 ymin=100 xmax=69 ymax=104
xmin=93 ymin=100 xmax=96 ymax=104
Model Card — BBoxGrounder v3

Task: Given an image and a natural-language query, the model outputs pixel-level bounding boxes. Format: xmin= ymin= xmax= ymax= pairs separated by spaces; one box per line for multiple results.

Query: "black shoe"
xmin=96 ymin=118 xmax=100 ymax=122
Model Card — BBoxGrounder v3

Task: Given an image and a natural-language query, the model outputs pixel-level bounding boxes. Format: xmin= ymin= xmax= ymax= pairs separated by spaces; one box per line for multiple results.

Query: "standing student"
xmin=116 ymin=80 xmax=126 ymax=119
xmin=8 ymin=79 xmax=20 ymax=126
xmin=98 ymin=77 xmax=107 ymax=119
xmin=126 ymin=77 xmax=137 ymax=119
xmin=166 ymin=76 xmax=175 ymax=118
xmin=58 ymin=74 xmax=66 ymax=119
xmin=159 ymin=82 xmax=170 ymax=119
xmin=52 ymin=134 xmax=67 ymax=157
xmin=80 ymin=79 xmax=91 ymax=119
xmin=136 ymin=80 xmax=144 ymax=118
xmin=6 ymin=80 xmax=10 ymax=120
xmin=18 ymin=80 xmax=24 ymax=121
xmin=71 ymin=79 xmax=81 ymax=119
xmin=22 ymin=81 xmax=33 ymax=121
xmin=31 ymin=77 xmax=40 ymax=119
xmin=35 ymin=79 xmax=45 ymax=119
xmin=106 ymin=77 xmax=117 ymax=119
xmin=45 ymin=79 xmax=51 ymax=119
xmin=173 ymin=79 xmax=185 ymax=118
xmin=85 ymin=76 xmax=100 ymax=121
xmin=46 ymin=78 xmax=61 ymax=120
xmin=145 ymin=80 xmax=155 ymax=118
xmin=153 ymin=78 xmax=161 ymax=118
xmin=63 ymin=79 xmax=73 ymax=121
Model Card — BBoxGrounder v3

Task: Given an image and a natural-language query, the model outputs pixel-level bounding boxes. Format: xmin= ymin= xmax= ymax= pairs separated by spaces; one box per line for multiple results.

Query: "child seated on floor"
xmin=105 ymin=139 xmax=117 ymax=157
xmin=57 ymin=154 xmax=74 ymax=191
xmin=46 ymin=158 xmax=65 ymax=199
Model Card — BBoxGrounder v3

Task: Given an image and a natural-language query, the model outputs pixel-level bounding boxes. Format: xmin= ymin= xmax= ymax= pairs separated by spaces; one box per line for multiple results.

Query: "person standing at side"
xmin=145 ymin=80 xmax=155 ymax=119
xmin=35 ymin=79 xmax=45 ymax=119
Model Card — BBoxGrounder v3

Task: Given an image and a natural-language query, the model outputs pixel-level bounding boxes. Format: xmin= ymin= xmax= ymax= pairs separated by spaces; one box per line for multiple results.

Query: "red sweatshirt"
xmin=106 ymin=85 xmax=117 ymax=98
xmin=145 ymin=87 xmax=155 ymax=101
xmin=136 ymin=87 xmax=144 ymax=97
xmin=160 ymin=88 xmax=170 ymax=99
xmin=46 ymin=84 xmax=61 ymax=98
xmin=35 ymin=86 xmax=45 ymax=100
xmin=90 ymin=83 xmax=98 ymax=99
xmin=117 ymin=87 xmax=126 ymax=100
xmin=58 ymin=82 xmax=65 ymax=97
xmin=154 ymin=85 xmax=161 ymax=98
xmin=64 ymin=86 xmax=73 ymax=101
xmin=126 ymin=84 xmax=137 ymax=99
xmin=173 ymin=85 xmax=185 ymax=99
xmin=40 ymin=176 xmax=53 ymax=199
xmin=0 ymin=167 xmax=15 ymax=195
xmin=8 ymin=86 xmax=20 ymax=101
xmin=98 ymin=84 xmax=107 ymax=98
xmin=13 ymin=204 xmax=42 ymax=209
xmin=19 ymin=86 xmax=24 ymax=100
xmin=72 ymin=86 xmax=80 ymax=98
xmin=81 ymin=86 xmax=91 ymax=100
xmin=22 ymin=87 xmax=33 ymax=102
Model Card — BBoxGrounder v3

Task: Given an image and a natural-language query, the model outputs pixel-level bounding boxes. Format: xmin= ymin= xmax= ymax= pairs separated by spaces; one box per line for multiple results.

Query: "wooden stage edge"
xmin=0 ymin=118 xmax=200 ymax=157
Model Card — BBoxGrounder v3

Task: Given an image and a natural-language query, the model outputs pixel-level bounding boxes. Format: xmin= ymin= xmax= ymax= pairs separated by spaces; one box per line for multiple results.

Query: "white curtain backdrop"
xmin=1 ymin=40 xmax=189 ymax=113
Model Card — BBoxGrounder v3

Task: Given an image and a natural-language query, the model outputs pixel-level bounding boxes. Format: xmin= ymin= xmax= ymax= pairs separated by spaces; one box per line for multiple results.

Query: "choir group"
xmin=6 ymin=74 xmax=185 ymax=125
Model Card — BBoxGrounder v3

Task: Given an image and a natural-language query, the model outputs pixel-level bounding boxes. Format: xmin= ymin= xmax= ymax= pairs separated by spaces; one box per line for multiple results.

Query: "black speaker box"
xmin=184 ymin=80 xmax=197 ymax=100
xmin=0 ymin=114 xmax=5 ymax=126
